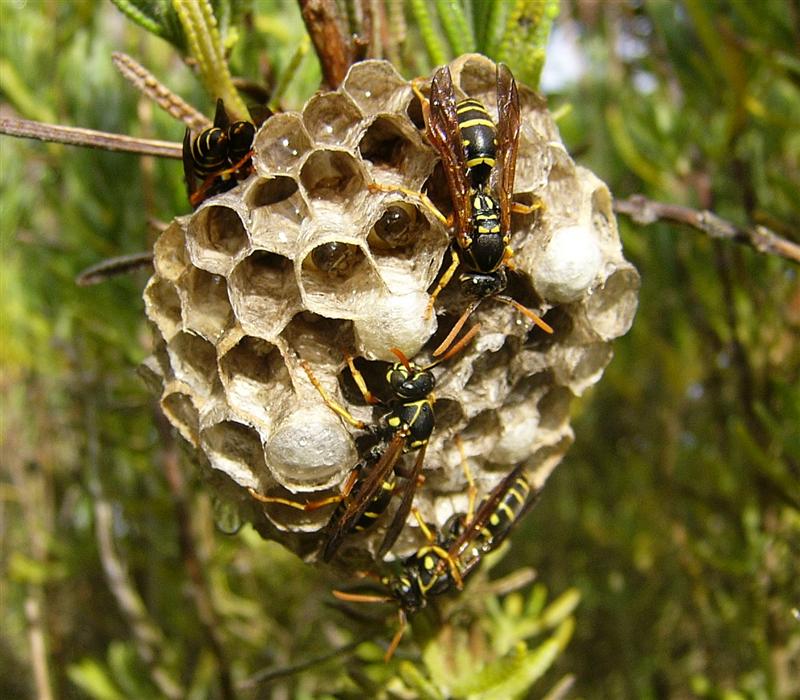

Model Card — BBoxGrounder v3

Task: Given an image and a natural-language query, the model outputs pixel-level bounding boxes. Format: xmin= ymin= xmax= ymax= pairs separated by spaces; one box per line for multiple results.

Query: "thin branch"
xmin=24 ymin=597 xmax=54 ymax=700
xmin=84 ymin=393 xmax=184 ymax=699
xmin=112 ymin=52 xmax=211 ymax=131
xmin=0 ymin=117 xmax=183 ymax=159
xmin=299 ymin=0 xmax=354 ymax=89
xmin=75 ymin=251 xmax=154 ymax=286
xmin=6 ymin=457 xmax=54 ymax=700
xmin=239 ymin=641 xmax=360 ymax=688
xmin=614 ymin=194 xmax=800 ymax=265
xmin=93 ymin=498 xmax=184 ymax=699
xmin=3 ymin=392 xmax=55 ymax=700
xmin=155 ymin=414 xmax=235 ymax=700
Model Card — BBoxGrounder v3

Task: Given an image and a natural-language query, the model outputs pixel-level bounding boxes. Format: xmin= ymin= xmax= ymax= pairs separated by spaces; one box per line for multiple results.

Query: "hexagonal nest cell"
xmin=143 ymin=55 xmax=639 ymax=570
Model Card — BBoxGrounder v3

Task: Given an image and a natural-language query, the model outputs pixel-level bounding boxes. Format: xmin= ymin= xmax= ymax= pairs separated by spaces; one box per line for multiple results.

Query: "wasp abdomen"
xmin=477 ymin=475 xmax=531 ymax=548
xmin=457 ymin=98 xmax=496 ymax=188
xmin=190 ymin=127 xmax=229 ymax=178
xmin=353 ymin=476 xmax=396 ymax=531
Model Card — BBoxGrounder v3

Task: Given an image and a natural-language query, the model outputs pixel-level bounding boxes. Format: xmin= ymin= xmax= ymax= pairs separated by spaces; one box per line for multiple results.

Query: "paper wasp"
xmin=248 ymin=324 xmax=479 ymax=562
xmin=334 ymin=458 xmax=540 ymax=660
xmin=372 ymin=64 xmax=553 ymax=355
xmin=183 ymin=98 xmax=256 ymax=208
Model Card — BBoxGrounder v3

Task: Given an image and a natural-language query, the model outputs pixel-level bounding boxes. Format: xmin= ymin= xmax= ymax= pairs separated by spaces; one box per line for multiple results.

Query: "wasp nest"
xmin=142 ymin=54 xmax=639 ymax=566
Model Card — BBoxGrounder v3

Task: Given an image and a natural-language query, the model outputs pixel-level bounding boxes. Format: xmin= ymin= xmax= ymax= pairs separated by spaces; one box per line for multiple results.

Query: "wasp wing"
xmin=376 ymin=442 xmax=427 ymax=558
xmin=182 ymin=127 xmax=198 ymax=199
xmin=427 ymin=66 xmax=472 ymax=246
xmin=494 ymin=63 xmax=521 ymax=235
xmin=446 ymin=462 xmax=534 ymax=571
xmin=321 ymin=432 xmax=407 ymax=561
xmin=212 ymin=97 xmax=230 ymax=130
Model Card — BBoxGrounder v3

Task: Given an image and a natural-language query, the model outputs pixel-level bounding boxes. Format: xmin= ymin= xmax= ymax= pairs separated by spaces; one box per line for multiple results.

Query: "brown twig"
xmin=298 ymin=0 xmax=355 ymax=89
xmin=5 ymin=455 xmax=55 ymax=699
xmin=155 ymin=414 xmax=235 ymax=700
xmin=83 ymin=392 xmax=184 ymax=699
xmin=24 ymin=597 xmax=54 ymax=700
xmin=613 ymin=194 xmax=800 ymax=265
xmin=112 ymin=52 xmax=211 ymax=131
xmin=239 ymin=640 xmax=360 ymax=689
xmin=0 ymin=117 xmax=182 ymax=159
xmin=93 ymin=499 xmax=184 ymax=699
xmin=75 ymin=251 xmax=154 ymax=286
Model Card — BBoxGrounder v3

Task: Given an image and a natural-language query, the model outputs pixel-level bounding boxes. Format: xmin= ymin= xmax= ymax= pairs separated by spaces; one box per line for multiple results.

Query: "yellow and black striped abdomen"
xmin=477 ymin=475 xmax=530 ymax=548
xmin=353 ymin=475 xmax=396 ymax=531
xmin=457 ymin=98 xmax=496 ymax=187
xmin=190 ymin=127 xmax=229 ymax=178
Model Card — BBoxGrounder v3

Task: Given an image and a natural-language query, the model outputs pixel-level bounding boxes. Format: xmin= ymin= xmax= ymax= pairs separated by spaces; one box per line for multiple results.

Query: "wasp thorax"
xmin=228 ymin=121 xmax=257 ymax=162
xmin=143 ymin=55 xmax=639 ymax=566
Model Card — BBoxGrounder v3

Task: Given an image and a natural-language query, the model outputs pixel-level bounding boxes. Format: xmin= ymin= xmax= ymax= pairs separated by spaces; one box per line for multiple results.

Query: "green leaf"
xmin=496 ymin=0 xmax=560 ymax=89
xmin=109 ymin=0 xmax=186 ymax=49
xmin=434 ymin=0 xmax=476 ymax=56
xmin=399 ymin=660 xmax=446 ymax=700
xmin=539 ymin=587 xmax=581 ymax=629
xmin=172 ymin=0 xmax=250 ymax=119
xmin=67 ymin=659 xmax=126 ymax=700
xmin=8 ymin=552 xmax=66 ymax=585
xmin=410 ymin=0 xmax=448 ymax=66
xmin=451 ymin=637 xmax=561 ymax=698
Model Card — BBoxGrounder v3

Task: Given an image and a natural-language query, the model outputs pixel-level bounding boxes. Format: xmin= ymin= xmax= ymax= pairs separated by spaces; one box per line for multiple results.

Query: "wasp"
xmin=372 ymin=64 xmax=553 ymax=355
xmin=248 ymin=324 xmax=479 ymax=562
xmin=334 ymin=458 xmax=540 ymax=660
xmin=183 ymin=98 xmax=256 ymax=208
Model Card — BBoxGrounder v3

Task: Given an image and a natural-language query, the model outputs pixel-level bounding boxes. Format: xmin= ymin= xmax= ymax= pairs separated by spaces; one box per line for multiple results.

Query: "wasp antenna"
xmin=389 ymin=347 xmax=412 ymax=370
xmin=431 ymin=299 xmax=481 ymax=358
xmin=331 ymin=590 xmax=392 ymax=604
xmin=432 ymin=321 xmax=481 ymax=365
xmin=384 ymin=610 xmax=408 ymax=662
xmin=496 ymin=295 xmax=554 ymax=334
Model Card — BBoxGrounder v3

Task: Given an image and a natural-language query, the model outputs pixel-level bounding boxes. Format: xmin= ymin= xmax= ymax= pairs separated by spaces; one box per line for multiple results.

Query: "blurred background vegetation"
xmin=1 ymin=1 xmax=798 ymax=698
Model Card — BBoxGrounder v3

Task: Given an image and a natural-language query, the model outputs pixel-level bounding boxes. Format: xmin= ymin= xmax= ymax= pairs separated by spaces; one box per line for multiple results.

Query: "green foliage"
xmin=523 ymin=0 xmax=800 ymax=697
xmin=334 ymin=548 xmax=578 ymax=699
xmin=407 ymin=0 xmax=557 ymax=87
xmin=1 ymin=1 xmax=798 ymax=699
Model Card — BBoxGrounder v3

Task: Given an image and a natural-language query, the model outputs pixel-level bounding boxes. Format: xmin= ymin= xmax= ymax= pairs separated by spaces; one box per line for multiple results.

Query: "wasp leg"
xmin=510 ymin=196 xmax=544 ymax=216
xmin=501 ymin=244 xmax=516 ymax=272
xmin=247 ymin=470 xmax=359 ymax=511
xmin=424 ymin=247 xmax=460 ymax=319
xmin=385 ymin=609 xmax=408 ymax=662
xmin=494 ymin=295 xmax=554 ymax=334
xmin=410 ymin=78 xmax=429 ymax=111
xmin=247 ymin=488 xmax=343 ymax=511
xmin=368 ymin=182 xmax=450 ymax=227
xmin=344 ymin=354 xmax=381 ymax=406
xmin=410 ymin=507 xmax=438 ymax=544
xmin=455 ymin=435 xmax=477 ymax=523
xmin=301 ymin=359 xmax=367 ymax=429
